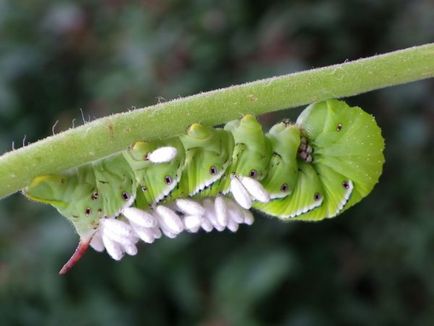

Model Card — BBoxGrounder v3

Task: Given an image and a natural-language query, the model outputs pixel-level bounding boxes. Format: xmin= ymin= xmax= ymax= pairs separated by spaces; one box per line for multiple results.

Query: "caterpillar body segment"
xmin=260 ymin=123 xmax=300 ymax=199
xmin=24 ymin=156 xmax=137 ymax=240
xmin=176 ymin=124 xmax=234 ymax=199
xmin=254 ymin=162 xmax=324 ymax=220
xmin=92 ymin=155 xmax=137 ymax=219
xmin=224 ymin=114 xmax=272 ymax=185
xmin=22 ymin=99 xmax=385 ymax=272
xmin=123 ymin=138 xmax=185 ymax=207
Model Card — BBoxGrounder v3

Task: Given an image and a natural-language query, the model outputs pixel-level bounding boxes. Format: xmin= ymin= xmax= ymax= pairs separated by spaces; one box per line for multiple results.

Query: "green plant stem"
xmin=0 ymin=43 xmax=433 ymax=199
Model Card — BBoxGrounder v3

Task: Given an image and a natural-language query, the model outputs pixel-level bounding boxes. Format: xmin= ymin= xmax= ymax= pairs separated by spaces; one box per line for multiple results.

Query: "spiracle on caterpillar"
xmin=22 ymin=99 xmax=385 ymax=274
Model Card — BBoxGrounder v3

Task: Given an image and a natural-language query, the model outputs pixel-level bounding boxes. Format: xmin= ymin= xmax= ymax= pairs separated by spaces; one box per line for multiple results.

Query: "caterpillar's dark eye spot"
xmin=336 ymin=123 xmax=343 ymax=131
xmin=141 ymin=186 xmax=147 ymax=192
xmin=85 ymin=208 xmax=92 ymax=216
xmin=91 ymin=192 xmax=99 ymax=200
xmin=122 ymin=192 xmax=130 ymax=200
xmin=164 ymin=176 xmax=173 ymax=184
xmin=280 ymin=183 xmax=288 ymax=192
xmin=314 ymin=193 xmax=322 ymax=201
xmin=342 ymin=181 xmax=350 ymax=189
xmin=249 ymin=169 xmax=257 ymax=178
xmin=209 ymin=166 xmax=218 ymax=175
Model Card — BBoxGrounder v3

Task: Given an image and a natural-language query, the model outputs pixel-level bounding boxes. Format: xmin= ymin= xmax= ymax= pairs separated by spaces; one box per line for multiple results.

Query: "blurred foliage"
xmin=0 ymin=0 xmax=433 ymax=325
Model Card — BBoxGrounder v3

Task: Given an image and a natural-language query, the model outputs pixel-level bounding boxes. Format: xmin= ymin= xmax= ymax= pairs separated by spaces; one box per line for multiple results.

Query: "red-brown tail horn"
xmin=58 ymin=239 xmax=91 ymax=275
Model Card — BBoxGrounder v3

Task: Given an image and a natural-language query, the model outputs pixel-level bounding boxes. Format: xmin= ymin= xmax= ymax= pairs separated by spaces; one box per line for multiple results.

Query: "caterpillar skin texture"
xmin=23 ymin=99 xmax=385 ymax=273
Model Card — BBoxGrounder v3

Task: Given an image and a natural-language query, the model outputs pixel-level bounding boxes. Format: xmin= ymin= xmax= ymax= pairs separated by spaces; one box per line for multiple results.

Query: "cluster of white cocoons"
xmin=229 ymin=175 xmax=270 ymax=209
xmin=89 ymin=196 xmax=255 ymax=261
xmin=89 ymin=146 xmax=272 ymax=261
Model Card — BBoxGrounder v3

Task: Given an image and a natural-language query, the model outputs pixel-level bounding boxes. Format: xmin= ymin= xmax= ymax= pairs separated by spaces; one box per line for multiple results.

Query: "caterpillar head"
xmin=297 ymin=99 xmax=364 ymax=140
xmin=297 ymin=99 xmax=385 ymax=207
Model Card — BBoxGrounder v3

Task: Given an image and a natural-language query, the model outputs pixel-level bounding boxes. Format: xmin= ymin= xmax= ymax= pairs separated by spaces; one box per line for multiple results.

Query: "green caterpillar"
xmin=23 ymin=99 xmax=385 ymax=274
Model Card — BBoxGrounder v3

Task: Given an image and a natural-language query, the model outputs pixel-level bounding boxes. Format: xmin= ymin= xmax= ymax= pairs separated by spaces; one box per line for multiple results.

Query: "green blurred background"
xmin=0 ymin=0 xmax=433 ymax=325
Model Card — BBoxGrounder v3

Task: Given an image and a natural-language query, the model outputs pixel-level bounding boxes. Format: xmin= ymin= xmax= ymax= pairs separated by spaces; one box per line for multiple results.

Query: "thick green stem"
xmin=0 ymin=43 xmax=433 ymax=199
